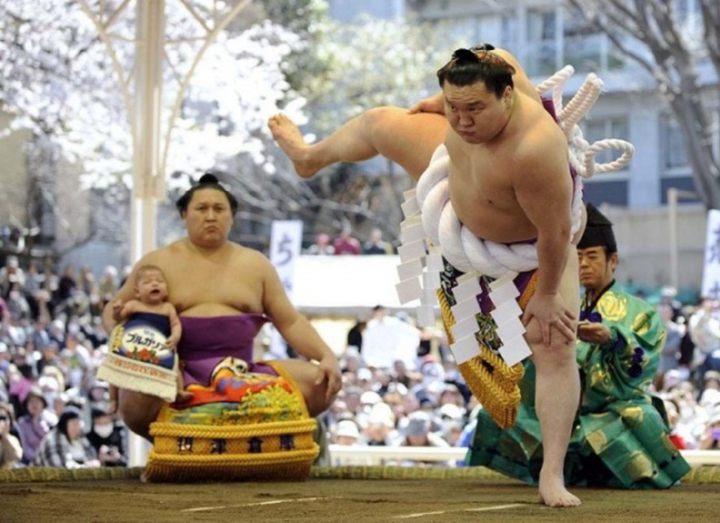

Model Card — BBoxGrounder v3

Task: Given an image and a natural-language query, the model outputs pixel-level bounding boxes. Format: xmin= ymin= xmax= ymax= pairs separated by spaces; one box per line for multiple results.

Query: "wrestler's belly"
xmin=455 ymin=203 xmax=537 ymax=243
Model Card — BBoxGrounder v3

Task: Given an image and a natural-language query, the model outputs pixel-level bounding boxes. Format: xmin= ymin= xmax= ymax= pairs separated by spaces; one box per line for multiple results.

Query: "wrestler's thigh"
xmin=118 ymin=389 xmax=165 ymax=439
xmin=369 ymin=108 xmax=447 ymax=180
xmin=524 ymin=247 xmax=580 ymax=352
xmin=270 ymin=359 xmax=331 ymax=417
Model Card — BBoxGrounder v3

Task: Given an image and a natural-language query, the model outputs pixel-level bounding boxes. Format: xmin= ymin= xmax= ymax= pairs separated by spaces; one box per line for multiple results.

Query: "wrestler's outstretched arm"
xmin=256 ymin=253 xmax=342 ymax=402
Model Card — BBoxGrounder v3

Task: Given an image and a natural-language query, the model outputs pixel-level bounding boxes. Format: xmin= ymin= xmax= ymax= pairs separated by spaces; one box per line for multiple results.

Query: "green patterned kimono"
xmin=466 ymin=282 xmax=690 ymax=488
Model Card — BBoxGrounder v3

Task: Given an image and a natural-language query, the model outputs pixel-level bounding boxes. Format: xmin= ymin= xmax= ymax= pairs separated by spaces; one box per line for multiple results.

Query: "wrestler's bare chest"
xmin=155 ymin=247 xmax=264 ymax=315
xmin=448 ymin=144 xmax=536 ymax=242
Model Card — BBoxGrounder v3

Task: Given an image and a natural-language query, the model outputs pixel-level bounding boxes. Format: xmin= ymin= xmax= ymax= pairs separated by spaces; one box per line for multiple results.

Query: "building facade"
xmin=328 ymin=0 xmax=716 ymax=291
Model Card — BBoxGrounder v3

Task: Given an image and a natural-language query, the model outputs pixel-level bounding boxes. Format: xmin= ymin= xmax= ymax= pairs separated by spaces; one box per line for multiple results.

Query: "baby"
xmin=107 ymin=264 xmax=188 ymax=413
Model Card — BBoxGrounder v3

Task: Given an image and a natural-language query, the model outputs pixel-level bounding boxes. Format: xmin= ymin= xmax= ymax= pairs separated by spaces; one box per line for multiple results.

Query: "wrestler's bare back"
xmin=142 ymin=241 xmax=269 ymax=317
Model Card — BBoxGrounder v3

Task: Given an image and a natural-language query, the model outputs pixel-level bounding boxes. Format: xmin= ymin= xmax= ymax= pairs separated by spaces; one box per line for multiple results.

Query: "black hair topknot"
xmin=175 ymin=172 xmax=239 ymax=216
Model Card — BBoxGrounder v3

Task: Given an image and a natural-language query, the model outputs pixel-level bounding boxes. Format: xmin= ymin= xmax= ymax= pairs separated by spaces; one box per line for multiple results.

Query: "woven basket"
xmin=144 ymin=361 xmax=318 ymax=482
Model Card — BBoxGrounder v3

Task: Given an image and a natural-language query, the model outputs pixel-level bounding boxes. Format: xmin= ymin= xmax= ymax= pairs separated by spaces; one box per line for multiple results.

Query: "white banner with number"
xmin=270 ymin=220 xmax=304 ymax=299
xmin=702 ymin=209 xmax=720 ymax=299
xmin=268 ymin=220 xmax=303 ymax=357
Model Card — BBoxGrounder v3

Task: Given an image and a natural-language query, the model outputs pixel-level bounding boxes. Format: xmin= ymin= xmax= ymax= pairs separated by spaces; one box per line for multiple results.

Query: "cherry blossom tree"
xmin=0 ymin=0 xmax=314 ymax=251
xmin=1 ymin=1 xmax=459 ymax=255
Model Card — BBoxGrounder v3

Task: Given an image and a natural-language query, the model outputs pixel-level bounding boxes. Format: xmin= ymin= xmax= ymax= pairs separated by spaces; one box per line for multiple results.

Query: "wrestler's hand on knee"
xmin=522 ymin=293 xmax=576 ymax=346
xmin=315 ymin=355 xmax=342 ymax=402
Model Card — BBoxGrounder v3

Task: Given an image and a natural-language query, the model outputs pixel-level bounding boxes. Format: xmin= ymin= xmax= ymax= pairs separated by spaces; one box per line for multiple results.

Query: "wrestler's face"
xmin=578 ymin=246 xmax=618 ymax=291
xmin=135 ymin=269 xmax=168 ymax=305
xmin=183 ymin=188 xmax=233 ymax=248
xmin=443 ymin=81 xmax=512 ymax=144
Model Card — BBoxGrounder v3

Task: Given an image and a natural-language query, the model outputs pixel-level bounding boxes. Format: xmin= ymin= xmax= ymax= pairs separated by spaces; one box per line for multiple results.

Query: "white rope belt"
xmin=412 ymin=144 xmax=584 ymax=278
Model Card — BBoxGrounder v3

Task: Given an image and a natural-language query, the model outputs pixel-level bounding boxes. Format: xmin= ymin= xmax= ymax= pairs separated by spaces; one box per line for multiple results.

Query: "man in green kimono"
xmin=466 ymin=203 xmax=690 ymax=488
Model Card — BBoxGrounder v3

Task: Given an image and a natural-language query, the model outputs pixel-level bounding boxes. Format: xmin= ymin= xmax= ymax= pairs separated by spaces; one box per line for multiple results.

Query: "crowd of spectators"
xmin=1 ymin=255 xmax=128 ymax=469
xmin=304 ymin=227 xmax=393 ymax=256
xmin=1 ymin=251 xmax=720 ymax=472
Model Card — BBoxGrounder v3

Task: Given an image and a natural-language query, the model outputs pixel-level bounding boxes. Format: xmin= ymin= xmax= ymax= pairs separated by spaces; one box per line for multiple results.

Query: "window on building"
xmin=525 ymin=8 xmax=557 ymax=77
xmin=563 ymin=10 xmax=602 ymax=72
xmin=444 ymin=17 xmax=479 ymax=46
xmin=583 ymin=180 xmax=629 ymax=207
xmin=584 ymin=117 xmax=630 ymax=167
xmin=660 ymin=177 xmax=701 ymax=204
xmin=500 ymin=15 xmax=518 ymax=50
xmin=659 ymin=115 xmax=690 ymax=170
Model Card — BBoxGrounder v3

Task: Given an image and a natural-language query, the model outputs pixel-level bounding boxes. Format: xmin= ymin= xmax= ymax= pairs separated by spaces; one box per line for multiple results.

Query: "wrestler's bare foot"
xmin=268 ymin=113 xmax=323 ymax=178
xmin=538 ymin=470 xmax=581 ymax=508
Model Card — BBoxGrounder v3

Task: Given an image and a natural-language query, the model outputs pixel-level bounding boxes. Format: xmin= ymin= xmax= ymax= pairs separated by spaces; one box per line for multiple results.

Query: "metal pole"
xmin=668 ymin=187 xmax=678 ymax=289
xmin=131 ymin=0 xmax=165 ymax=263
xmin=129 ymin=0 xmax=165 ymax=467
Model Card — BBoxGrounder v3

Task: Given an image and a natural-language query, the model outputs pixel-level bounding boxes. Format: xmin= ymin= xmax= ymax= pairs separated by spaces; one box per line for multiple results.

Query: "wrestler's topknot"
xmin=437 ymin=46 xmax=515 ymax=97
xmin=175 ymin=172 xmax=239 ymax=216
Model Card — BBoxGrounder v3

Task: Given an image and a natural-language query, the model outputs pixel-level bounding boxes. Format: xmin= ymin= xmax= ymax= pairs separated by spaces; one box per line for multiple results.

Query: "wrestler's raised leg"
xmin=117 ymin=389 xmax=165 ymax=441
xmin=524 ymin=249 xmax=581 ymax=507
xmin=273 ymin=359 xmax=337 ymax=416
xmin=268 ymin=108 xmax=447 ymax=181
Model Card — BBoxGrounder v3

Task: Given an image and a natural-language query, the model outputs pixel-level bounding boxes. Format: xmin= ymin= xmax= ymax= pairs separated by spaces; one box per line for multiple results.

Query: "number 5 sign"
xmin=269 ymin=220 xmax=303 ymax=358
xmin=270 ymin=220 xmax=303 ymax=300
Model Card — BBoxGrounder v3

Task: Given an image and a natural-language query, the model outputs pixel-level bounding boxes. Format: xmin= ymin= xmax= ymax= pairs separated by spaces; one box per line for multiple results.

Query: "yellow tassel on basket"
xmin=143 ymin=361 xmax=319 ymax=482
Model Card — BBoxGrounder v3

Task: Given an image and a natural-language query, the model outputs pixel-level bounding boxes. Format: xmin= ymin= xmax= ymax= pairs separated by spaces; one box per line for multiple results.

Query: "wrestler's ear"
xmin=502 ymin=85 xmax=512 ymax=108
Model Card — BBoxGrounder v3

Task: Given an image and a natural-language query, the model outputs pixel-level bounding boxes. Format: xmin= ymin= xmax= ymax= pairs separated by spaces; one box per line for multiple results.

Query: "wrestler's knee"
xmin=277 ymin=360 xmax=335 ymax=417
xmin=526 ymin=324 xmax=576 ymax=368
xmin=303 ymin=366 xmax=335 ymax=417
xmin=117 ymin=390 xmax=163 ymax=440
xmin=362 ymin=106 xmax=402 ymax=134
